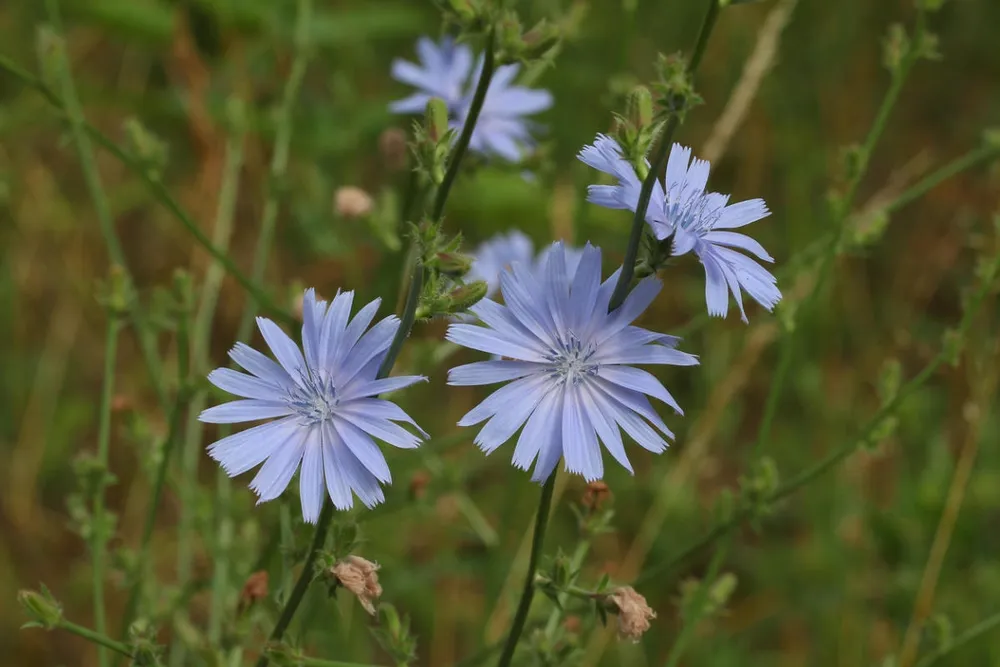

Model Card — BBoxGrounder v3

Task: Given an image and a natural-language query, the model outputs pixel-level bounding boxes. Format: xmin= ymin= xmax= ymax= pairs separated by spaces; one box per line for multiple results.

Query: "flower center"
xmin=545 ymin=331 xmax=598 ymax=386
xmin=664 ymin=182 xmax=722 ymax=235
xmin=286 ymin=371 xmax=339 ymax=425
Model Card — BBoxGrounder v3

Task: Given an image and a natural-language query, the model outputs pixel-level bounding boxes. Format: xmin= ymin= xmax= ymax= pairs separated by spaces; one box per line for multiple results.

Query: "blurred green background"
xmin=2 ymin=0 xmax=1000 ymax=665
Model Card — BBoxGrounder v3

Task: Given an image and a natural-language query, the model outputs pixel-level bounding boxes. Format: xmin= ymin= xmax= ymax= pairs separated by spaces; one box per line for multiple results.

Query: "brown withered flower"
xmin=331 ymin=555 xmax=382 ymax=615
xmin=608 ymin=586 xmax=656 ymax=643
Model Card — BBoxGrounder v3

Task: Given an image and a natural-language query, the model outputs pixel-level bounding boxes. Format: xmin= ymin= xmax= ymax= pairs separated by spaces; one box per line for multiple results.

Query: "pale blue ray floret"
xmin=390 ymin=36 xmax=553 ymax=161
xmin=200 ymin=289 xmax=427 ymax=522
xmin=446 ymin=242 xmax=698 ymax=482
xmin=578 ymin=134 xmax=781 ymax=322
xmin=467 ymin=230 xmax=584 ymax=300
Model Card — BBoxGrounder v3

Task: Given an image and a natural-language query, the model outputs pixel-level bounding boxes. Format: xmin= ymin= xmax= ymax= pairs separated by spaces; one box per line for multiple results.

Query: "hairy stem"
xmin=430 ymin=30 xmax=496 ymax=222
xmin=91 ymin=305 xmax=122 ymax=667
xmin=495 ymin=472 xmax=557 ymax=667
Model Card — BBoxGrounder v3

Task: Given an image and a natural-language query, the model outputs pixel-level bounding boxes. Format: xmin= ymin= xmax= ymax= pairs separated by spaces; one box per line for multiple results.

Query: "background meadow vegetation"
xmin=2 ymin=0 xmax=1000 ymax=665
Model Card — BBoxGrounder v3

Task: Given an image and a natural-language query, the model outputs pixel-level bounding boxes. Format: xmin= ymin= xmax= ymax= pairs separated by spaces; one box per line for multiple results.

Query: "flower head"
xmin=331 ymin=555 xmax=382 ymax=615
xmin=607 ymin=586 xmax=657 ymax=642
xmin=200 ymin=289 xmax=427 ymax=521
xmin=446 ymin=243 xmax=698 ymax=482
xmin=579 ymin=135 xmax=781 ymax=322
xmin=390 ymin=37 xmax=552 ymax=162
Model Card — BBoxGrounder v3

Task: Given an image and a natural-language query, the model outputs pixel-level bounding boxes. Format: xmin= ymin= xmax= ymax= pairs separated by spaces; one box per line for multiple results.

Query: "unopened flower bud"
xmin=626 ymin=86 xmax=654 ymax=130
xmin=607 ymin=586 xmax=656 ymax=643
xmin=331 ymin=555 xmax=382 ymax=615
xmin=582 ymin=480 xmax=611 ymax=511
xmin=447 ymin=280 xmax=489 ymax=312
xmin=335 ymin=186 xmax=374 ymax=219
xmin=435 ymin=251 xmax=474 ymax=277
xmin=18 ymin=587 xmax=63 ymax=629
xmin=379 ymin=127 xmax=409 ymax=172
xmin=424 ymin=97 xmax=450 ymax=144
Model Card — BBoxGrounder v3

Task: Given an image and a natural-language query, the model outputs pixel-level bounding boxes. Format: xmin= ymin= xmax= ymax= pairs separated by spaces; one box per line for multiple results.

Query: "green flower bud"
xmin=882 ymin=24 xmax=910 ymax=73
xmin=18 ymin=586 xmax=63 ymax=629
xmin=424 ymin=97 xmax=450 ymax=144
xmin=448 ymin=281 xmax=489 ymax=312
xmin=435 ymin=251 xmax=475 ymax=277
xmin=626 ymin=85 xmax=654 ymax=130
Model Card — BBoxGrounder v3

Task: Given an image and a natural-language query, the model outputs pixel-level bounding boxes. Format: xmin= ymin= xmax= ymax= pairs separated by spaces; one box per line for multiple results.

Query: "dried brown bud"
xmin=582 ymin=481 xmax=611 ymax=511
xmin=111 ymin=394 xmax=133 ymax=413
xmin=379 ymin=127 xmax=409 ymax=172
xmin=409 ymin=470 xmax=431 ymax=500
xmin=334 ymin=186 xmax=374 ymax=219
xmin=608 ymin=586 xmax=656 ymax=643
xmin=238 ymin=571 xmax=269 ymax=613
xmin=331 ymin=555 xmax=382 ymax=615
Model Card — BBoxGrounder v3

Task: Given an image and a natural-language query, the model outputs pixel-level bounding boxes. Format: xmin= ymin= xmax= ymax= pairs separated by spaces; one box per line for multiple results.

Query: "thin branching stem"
xmin=91 ymin=303 xmax=121 ymax=667
xmin=663 ymin=535 xmax=731 ymax=667
xmin=608 ymin=0 xmax=722 ymax=311
xmin=638 ymin=246 xmax=1000 ymax=586
xmin=57 ymin=620 xmax=134 ymax=659
xmin=41 ymin=0 xmax=168 ymax=410
xmin=495 ymin=472 xmax=557 ymax=667
xmin=0 ymin=54 xmax=296 ymax=328
xmin=913 ymin=611 xmax=1000 ymax=667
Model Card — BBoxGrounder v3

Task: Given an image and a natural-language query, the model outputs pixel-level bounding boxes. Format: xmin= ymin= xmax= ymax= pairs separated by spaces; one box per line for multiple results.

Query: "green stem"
xmin=179 ymin=122 xmax=246 ymax=654
xmin=41 ymin=0 xmax=168 ymax=410
xmin=754 ymin=8 xmax=927 ymax=448
xmin=378 ymin=263 xmax=423 ymax=378
xmin=495 ymin=472 xmax=557 ymax=667
xmin=119 ymin=308 xmax=192 ymax=639
xmin=608 ymin=0 xmax=722 ymax=311
xmin=662 ymin=536 xmax=731 ymax=667
xmin=913 ymin=611 xmax=1000 ymax=667
xmin=295 ymin=656 xmax=387 ymax=667
xmin=91 ymin=307 xmax=121 ymax=667
xmin=0 ymin=54 xmax=295 ymax=328
xmin=255 ymin=501 xmax=334 ymax=667
xmin=542 ymin=541 xmax=590 ymax=636
xmin=638 ymin=247 xmax=1000 ymax=586
xmin=430 ymin=29 xmax=495 ymax=222
xmin=57 ymin=620 xmax=134 ymax=659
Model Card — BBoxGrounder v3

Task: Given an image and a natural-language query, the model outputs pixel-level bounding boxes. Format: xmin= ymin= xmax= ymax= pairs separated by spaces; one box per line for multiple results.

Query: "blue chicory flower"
xmin=390 ymin=36 xmax=553 ymax=161
xmin=200 ymin=289 xmax=427 ymax=522
xmin=446 ymin=242 xmax=698 ymax=482
xmin=579 ymin=135 xmax=781 ymax=322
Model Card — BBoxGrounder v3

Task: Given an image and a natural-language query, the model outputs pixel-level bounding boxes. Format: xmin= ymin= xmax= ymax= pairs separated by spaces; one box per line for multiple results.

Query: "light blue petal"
xmin=300 ymin=288 xmax=326 ymax=372
xmin=446 ymin=323 xmax=548 ymax=362
xmin=333 ymin=298 xmax=381 ymax=367
xmin=207 ymin=368 xmax=286 ymax=401
xmin=324 ymin=422 xmax=385 ymax=509
xmin=458 ymin=373 xmax=553 ymax=427
xmin=334 ymin=315 xmax=398 ymax=387
xmin=320 ymin=290 xmax=353 ymax=372
xmin=229 ymin=342 xmax=291 ymax=388
xmin=685 ymin=156 xmax=711 ymax=195
xmin=299 ymin=428 xmax=325 ymax=523
xmin=342 ymin=398 xmax=428 ymax=437
xmin=540 ymin=243 xmax=570 ymax=334
xmin=579 ymin=383 xmax=632 ymax=474
xmin=331 ymin=418 xmax=392 ymax=482
xmin=249 ymin=426 xmax=307 ymax=502
xmin=561 ymin=386 xmax=603 ymax=481
xmin=473 ymin=376 xmax=553 ymax=453
xmin=199 ymin=399 xmax=292 ymax=424
xmin=206 ymin=416 xmax=299 ymax=477
xmin=511 ymin=387 xmax=558 ymax=472
xmin=596 ymin=378 xmax=677 ymax=433
xmin=448 ymin=360 xmax=544 ymax=386
xmin=499 ymin=266 xmax=558 ymax=348
xmin=467 ymin=299 xmax=546 ymax=352
xmin=596 ymin=276 xmax=662 ymax=345
xmin=702 ymin=250 xmax=730 ymax=318
xmin=603 ymin=396 xmax=669 ymax=454
xmin=321 ymin=423 xmax=355 ymax=510
xmin=341 ymin=374 xmax=428 ymax=400
xmin=256 ymin=317 xmax=306 ymax=382
xmin=334 ymin=409 xmax=422 ymax=449
xmin=568 ymin=244 xmax=602 ymax=331
xmin=389 ymin=92 xmax=432 ymax=114
xmin=597 ymin=365 xmax=683 ymax=414
xmin=703 ymin=231 xmax=774 ymax=262
xmin=593 ymin=345 xmax=699 ymax=367
xmin=715 ymin=198 xmax=770 ymax=229
xmin=587 ymin=184 xmax=632 ymax=210
xmin=665 ymin=143 xmax=692 ymax=191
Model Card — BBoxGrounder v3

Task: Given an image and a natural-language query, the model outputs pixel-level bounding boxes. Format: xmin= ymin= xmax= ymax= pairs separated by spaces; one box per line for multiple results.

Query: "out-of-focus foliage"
xmin=2 ymin=0 xmax=999 ymax=665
